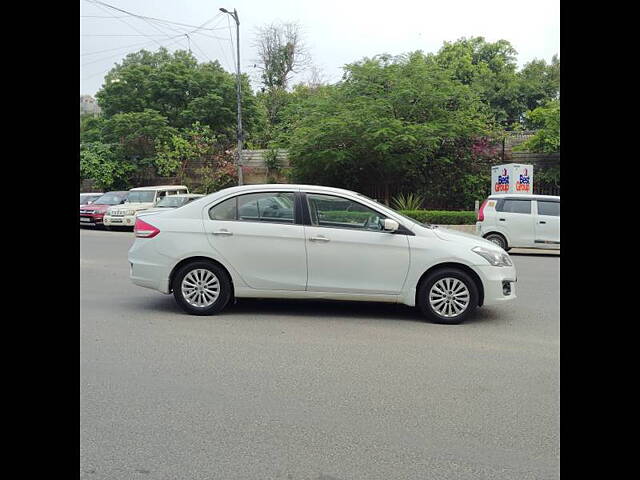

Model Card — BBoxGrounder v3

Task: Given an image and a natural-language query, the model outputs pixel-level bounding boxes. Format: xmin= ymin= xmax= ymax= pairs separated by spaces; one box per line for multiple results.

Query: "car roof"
xmin=163 ymin=193 xmax=203 ymax=198
xmin=81 ymin=192 xmax=103 ymax=195
xmin=488 ymin=194 xmax=560 ymax=200
xmin=130 ymin=185 xmax=189 ymax=191
xmin=212 ymin=184 xmax=362 ymax=196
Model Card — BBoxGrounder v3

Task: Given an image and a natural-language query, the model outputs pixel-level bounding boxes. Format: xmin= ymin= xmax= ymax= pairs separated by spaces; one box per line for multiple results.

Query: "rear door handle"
xmin=539 ymin=221 xmax=546 ymax=224
xmin=212 ymin=229 xmax=233 ymax=236
xmin=309 ymin=236 xmax=330 ymax=242
xmin=499 ymin=218 xmax=506 ymax=221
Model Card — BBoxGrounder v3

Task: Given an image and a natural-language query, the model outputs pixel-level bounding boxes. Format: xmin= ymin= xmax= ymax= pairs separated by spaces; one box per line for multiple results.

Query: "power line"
xmin=81 ymin=38 xmax=164 ymax=56
xmin=84 ymin=1 xmax=227 ymax=32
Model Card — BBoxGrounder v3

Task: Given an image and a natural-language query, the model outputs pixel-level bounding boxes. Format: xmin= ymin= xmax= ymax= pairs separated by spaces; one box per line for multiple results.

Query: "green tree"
xmin=278 ymin=52 xmax=500 ymax=207
xmin=518 ymin=99 xmax=560 ymax=154
xmin=432 ymin=37 xmax=559 ymax=127
xmin=95 ymin=48 xmax=260 ymax=145
xmin=155 ymin=122 xmax=218 ymax=181
xmin=80 ymin=142 xmax=135 ymax=190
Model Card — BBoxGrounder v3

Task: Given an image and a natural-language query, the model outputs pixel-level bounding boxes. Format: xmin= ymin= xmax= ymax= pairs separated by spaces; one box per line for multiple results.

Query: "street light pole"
xmin=220 ymin=7 xmax=243 ymax=185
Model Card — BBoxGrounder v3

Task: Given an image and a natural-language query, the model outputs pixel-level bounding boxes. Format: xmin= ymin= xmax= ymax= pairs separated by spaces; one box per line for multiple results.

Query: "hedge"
xmin=317 ymin=210 xmax=476 ymax=225
xmin=399 ymin=210 xmax=476 ymax=225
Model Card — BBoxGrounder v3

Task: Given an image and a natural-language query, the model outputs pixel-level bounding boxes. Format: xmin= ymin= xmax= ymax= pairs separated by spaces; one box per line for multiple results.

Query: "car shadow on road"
xmin=128 ymin=295 xmax=506 ymax=325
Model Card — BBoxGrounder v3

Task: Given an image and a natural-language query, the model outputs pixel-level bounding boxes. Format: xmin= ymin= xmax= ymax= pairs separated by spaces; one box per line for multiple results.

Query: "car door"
xmin=495 ymin=198 xmax=536 ymax=247
xmin=534 ymin=200 xmax=560 ymax=246
xmin=203 ymin=191 xmax=307 ymax=291
xmin=303 ymin=192 xmax=410 ymax=295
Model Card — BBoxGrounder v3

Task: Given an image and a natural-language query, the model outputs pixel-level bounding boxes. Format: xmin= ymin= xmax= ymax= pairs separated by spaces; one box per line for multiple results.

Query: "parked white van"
xmin=476 ymin=194 xmax=559 ymax=250
xmin=104 ymin=185 xmax=189 ymax=228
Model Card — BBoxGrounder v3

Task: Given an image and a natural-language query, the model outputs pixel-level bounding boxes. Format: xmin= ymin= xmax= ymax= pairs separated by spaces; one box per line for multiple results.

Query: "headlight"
xmin=472 ymin=246 xmax=513 ymax=267
xmin=127 ymin=209 xmax=136 ymax=216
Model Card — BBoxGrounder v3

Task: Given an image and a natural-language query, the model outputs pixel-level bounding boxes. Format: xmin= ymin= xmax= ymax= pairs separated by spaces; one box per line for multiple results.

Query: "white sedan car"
xmin=128 ymin=185 xmax=517 ymax=324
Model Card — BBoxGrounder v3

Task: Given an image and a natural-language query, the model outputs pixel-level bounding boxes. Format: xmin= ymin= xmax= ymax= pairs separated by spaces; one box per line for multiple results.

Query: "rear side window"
xmin=498 ymin=199 xmax=532 ymax=214
xmin=208 ymin=192 xmax=295 ymax=224
xmin=537 ymin=201 xmax=560 ymax=216
xmin=209 ymin=197 xmax=237 ymax=220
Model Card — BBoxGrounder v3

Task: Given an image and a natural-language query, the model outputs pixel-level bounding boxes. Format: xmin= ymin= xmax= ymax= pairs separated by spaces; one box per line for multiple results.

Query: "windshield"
xmin=127 ymin=191 xmax=156 ymax=203
xmin=80 ymin=194 xmax=101 ymax=204
xmin=93 ymin=192 xmax=127 ymax=205
xmin=356 ymin=193 xmax=432 ymax=228
xmin=155 ymin=196 xmax=190 ymax=208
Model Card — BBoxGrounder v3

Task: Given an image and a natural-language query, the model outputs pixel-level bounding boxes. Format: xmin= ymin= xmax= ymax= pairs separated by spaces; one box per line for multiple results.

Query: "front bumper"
xmin=475 ymin=264 xmax=517 ymax=306
xmin=79 ymin=213 xmax=104 ymax=226
xmin=103 ymin=214 xmax=136 ymax=227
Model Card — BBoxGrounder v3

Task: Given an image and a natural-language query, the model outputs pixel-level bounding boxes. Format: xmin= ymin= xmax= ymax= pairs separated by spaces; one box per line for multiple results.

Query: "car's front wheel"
xmin=172 ymin=261 xmax=232 ymax=315
xmin=417 ymin=268 xmax=479 ymax=324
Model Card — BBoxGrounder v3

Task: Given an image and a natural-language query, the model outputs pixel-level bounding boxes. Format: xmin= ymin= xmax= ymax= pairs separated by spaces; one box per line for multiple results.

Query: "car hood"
xmin=432 ymin=226 xmax=503 ymax=250
xmin=109 ymin=203 xmax=154 ymax=212
xmin=80 ymin=203 xmax=111 ymax=212
xmin=138 ymin=207 xmax=174 ymax=215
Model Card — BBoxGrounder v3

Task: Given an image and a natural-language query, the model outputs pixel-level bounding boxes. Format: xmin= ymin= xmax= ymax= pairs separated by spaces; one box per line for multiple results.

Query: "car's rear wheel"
xmin=484 ymin=232 xmax=510 ymax=251
xmin=172 ymin=261 xmax=232 ymax=315
xmin=417 ymin=268 xmax=479 ymax=324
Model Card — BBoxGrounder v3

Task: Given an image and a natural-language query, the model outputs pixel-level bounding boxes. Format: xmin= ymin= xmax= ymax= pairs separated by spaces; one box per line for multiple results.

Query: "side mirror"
xmin=383 ymin=218 xmax=399 ymax=232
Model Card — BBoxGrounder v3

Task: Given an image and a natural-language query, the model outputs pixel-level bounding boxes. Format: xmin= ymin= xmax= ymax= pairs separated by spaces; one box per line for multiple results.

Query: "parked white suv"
xmin=104 ymin=185 xmax=188 ymax=228
xmin=128 ymin=184 xmax=517 ymax=324
xmin=476 ymin=194 xmax=560 ymax=250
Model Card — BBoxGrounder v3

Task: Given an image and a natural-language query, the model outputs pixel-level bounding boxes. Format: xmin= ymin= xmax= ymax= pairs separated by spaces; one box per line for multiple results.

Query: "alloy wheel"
xmin=428 ymin=277 xmax=470 ymax=318
xmin=181 ymin=269 xmax=220 ymax=308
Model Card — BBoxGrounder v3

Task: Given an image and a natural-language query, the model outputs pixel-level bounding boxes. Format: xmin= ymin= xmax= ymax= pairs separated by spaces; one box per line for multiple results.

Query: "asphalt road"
xmin=80 ymin=228 xmax=559 ymax=480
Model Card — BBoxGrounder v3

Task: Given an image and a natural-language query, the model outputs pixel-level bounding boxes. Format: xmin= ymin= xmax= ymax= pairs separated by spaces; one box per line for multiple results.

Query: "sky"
xmin=80 ymin=0 xmax=560 ymax=96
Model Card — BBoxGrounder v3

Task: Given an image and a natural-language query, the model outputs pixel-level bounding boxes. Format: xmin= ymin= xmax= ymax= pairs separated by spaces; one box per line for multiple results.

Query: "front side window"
xmin=499 ymin=199 xmax=532 ymax=214
xmin=208 ymin=192 xmax=295 ymax=224
xmin=537 ymin=201 xmax=560 ymax=217
xmin=306 ymin=193 xmax=387 ymax=231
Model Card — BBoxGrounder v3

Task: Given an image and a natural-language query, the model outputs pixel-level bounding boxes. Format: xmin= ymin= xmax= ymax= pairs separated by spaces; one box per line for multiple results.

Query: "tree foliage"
xmin=95 ymin=48 xmax=260 ymax=144
xmin=276 ymin=52 xmax=501 ymax=207
xmin=518 ymin=99 xmax=560 ymax=154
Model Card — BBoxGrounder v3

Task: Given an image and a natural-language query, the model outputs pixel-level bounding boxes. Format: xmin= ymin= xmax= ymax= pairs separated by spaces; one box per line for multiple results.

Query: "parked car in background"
xmin=80 ymin=191 xmax=129 ymax=227
xmin=103 ymin=185 xmax=188 ymax=228
xmin=476 ymin=194 xmax=560 ymax=250
xmin=137 ymin=194 xmax=204 ymax=216
xmin=128 ymin=184 xmax=517 ymax=324
xmin=80 ymin=193 xmax=103 ymax=205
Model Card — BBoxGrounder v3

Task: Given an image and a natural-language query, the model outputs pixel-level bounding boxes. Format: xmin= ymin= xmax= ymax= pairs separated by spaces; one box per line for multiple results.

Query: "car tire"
xmin=484 ymin=232 xmax=508 ymax=251
xmin=172 ymin=261 xmax=232 ymax=316
xmin=417 ymin=268 xmax=479 ymax=324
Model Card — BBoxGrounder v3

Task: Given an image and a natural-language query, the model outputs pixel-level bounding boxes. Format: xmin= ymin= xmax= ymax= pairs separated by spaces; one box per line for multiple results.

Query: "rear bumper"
xmin=128 ymin=240 xmax=172 ymax=294
xmin=104 ymin=214 xmax=136 ymax=227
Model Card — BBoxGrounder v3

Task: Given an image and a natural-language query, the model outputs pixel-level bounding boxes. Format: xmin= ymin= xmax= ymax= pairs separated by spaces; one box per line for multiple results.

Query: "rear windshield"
xmin=94 ymin=192 xmax=127 ymax=205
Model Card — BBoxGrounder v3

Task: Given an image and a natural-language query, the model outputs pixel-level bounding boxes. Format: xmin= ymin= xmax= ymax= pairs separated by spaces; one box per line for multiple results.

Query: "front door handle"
xmin=309 ymin=236 xmax=330 ymax=242
xmin=499 ymin=218 xmax=506 ymax=221
xmin=212 ymin=229 xmax=233 ymax=236
xmin=539 ymin=221 xmax=546 ymax=224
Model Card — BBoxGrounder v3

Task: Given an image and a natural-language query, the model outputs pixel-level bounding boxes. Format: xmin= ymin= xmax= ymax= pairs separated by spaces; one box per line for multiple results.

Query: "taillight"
xmin=477 ymin=199 xmax=488 ymax=221
xmin=134 ymin=218 xmax=160 ymax=238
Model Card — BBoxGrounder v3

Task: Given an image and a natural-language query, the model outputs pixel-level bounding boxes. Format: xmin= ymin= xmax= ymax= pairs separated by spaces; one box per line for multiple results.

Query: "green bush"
xmin=399 ymin=210 xmax=476 ymax=225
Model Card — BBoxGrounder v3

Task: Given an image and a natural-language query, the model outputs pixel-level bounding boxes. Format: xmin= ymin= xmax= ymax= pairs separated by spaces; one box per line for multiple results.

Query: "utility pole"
xmin=220 ymin=7 xmax=244 ymax=185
